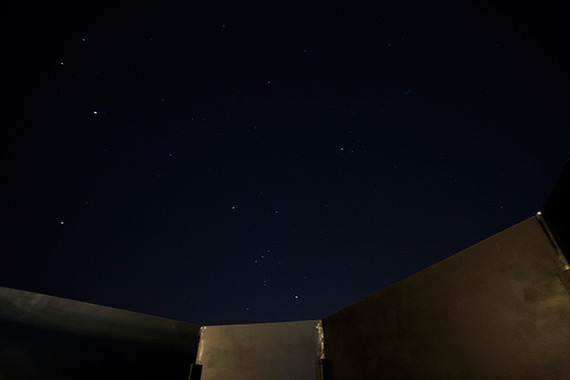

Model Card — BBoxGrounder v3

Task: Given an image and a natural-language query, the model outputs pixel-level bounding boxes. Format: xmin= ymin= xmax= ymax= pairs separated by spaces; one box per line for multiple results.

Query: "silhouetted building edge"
xmin=1 ymin=161 xmax=568 ymax=379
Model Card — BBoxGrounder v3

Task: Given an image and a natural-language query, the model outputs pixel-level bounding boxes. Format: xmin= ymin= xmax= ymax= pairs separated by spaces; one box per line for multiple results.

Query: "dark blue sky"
xmin=4 ymin=3 xmax=569 ymax=325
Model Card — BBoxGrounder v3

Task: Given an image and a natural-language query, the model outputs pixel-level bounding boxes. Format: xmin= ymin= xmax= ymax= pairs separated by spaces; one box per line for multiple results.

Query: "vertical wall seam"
xmin=536 ymin=211 xmax=570 ymax=271
xmin=316 ymin=320 xmax=326 ymax=360
xmin=537 ymin=211 xmax=570 ymax=295
xmin=195 ymin=326 xmax=207 ymax=365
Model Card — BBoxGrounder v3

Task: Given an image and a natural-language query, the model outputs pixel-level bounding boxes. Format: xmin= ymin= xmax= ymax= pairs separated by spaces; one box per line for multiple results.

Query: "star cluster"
xmin=3 ymin=3 xmax=569 ymax=325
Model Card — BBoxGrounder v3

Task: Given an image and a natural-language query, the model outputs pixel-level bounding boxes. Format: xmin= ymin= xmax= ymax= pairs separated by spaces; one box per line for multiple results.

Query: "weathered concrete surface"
xmin=196 ymin=320 xmax=321 ymax=380
xmin=323 ymin=216 xmax=570 ymax=379
xmin=0 ymin=287 xmax=200 ymax=380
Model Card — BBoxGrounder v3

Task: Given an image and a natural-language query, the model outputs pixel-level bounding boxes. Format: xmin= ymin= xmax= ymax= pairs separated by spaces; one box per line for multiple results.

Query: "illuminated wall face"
xmin=194 ymin=320 xmax=322 ymax=380
xmin=322 ymin=215 xmax=570 ymax=379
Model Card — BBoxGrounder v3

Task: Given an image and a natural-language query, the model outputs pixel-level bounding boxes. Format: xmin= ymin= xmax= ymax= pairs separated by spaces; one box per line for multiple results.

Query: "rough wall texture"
xmin=196 ymin=320 xmax=321 ymax=380
xmin=322 ymin=216 xmax=570 ymax=379
xmin=0 ymin=287 xmax=200 ymax=380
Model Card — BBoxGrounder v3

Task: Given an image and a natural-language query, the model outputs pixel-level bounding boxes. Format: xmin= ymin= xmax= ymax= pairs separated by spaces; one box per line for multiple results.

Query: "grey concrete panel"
xmin=196 ymin=320 xmax=321 ymax=380
xmin=0 ymin=287 xmax=200 ymax=380
xmin=323 ymin=217 xmax=570 ymax=379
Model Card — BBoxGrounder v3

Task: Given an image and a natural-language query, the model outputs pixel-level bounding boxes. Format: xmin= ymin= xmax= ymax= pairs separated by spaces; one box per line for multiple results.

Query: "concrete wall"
xmin=322 ymin=216 xmax=570 ymax=379
xmin=195 ymin=320 xmax=322 ymax=380
xmin=0 ymin=287 xmax=200 ymax=380
xmin=2 ymin=162 xmax=567 ymax=379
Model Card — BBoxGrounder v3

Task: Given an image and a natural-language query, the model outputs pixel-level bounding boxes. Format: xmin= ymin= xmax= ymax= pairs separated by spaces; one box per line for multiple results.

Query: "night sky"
xmin=4 ymin=3 xmax=569 ymax=325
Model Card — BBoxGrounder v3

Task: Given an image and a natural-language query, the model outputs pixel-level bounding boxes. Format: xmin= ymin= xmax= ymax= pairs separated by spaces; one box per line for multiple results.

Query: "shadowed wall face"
xmin=195 ymin=320 xmax=321 ymax=380
xmin=0 ymin=287 xmax=201 ymax=380
xmin=543 ymin=161 xmax=570 ymax=260
xmin=322 ymin=217 xmax=570 ymax=379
